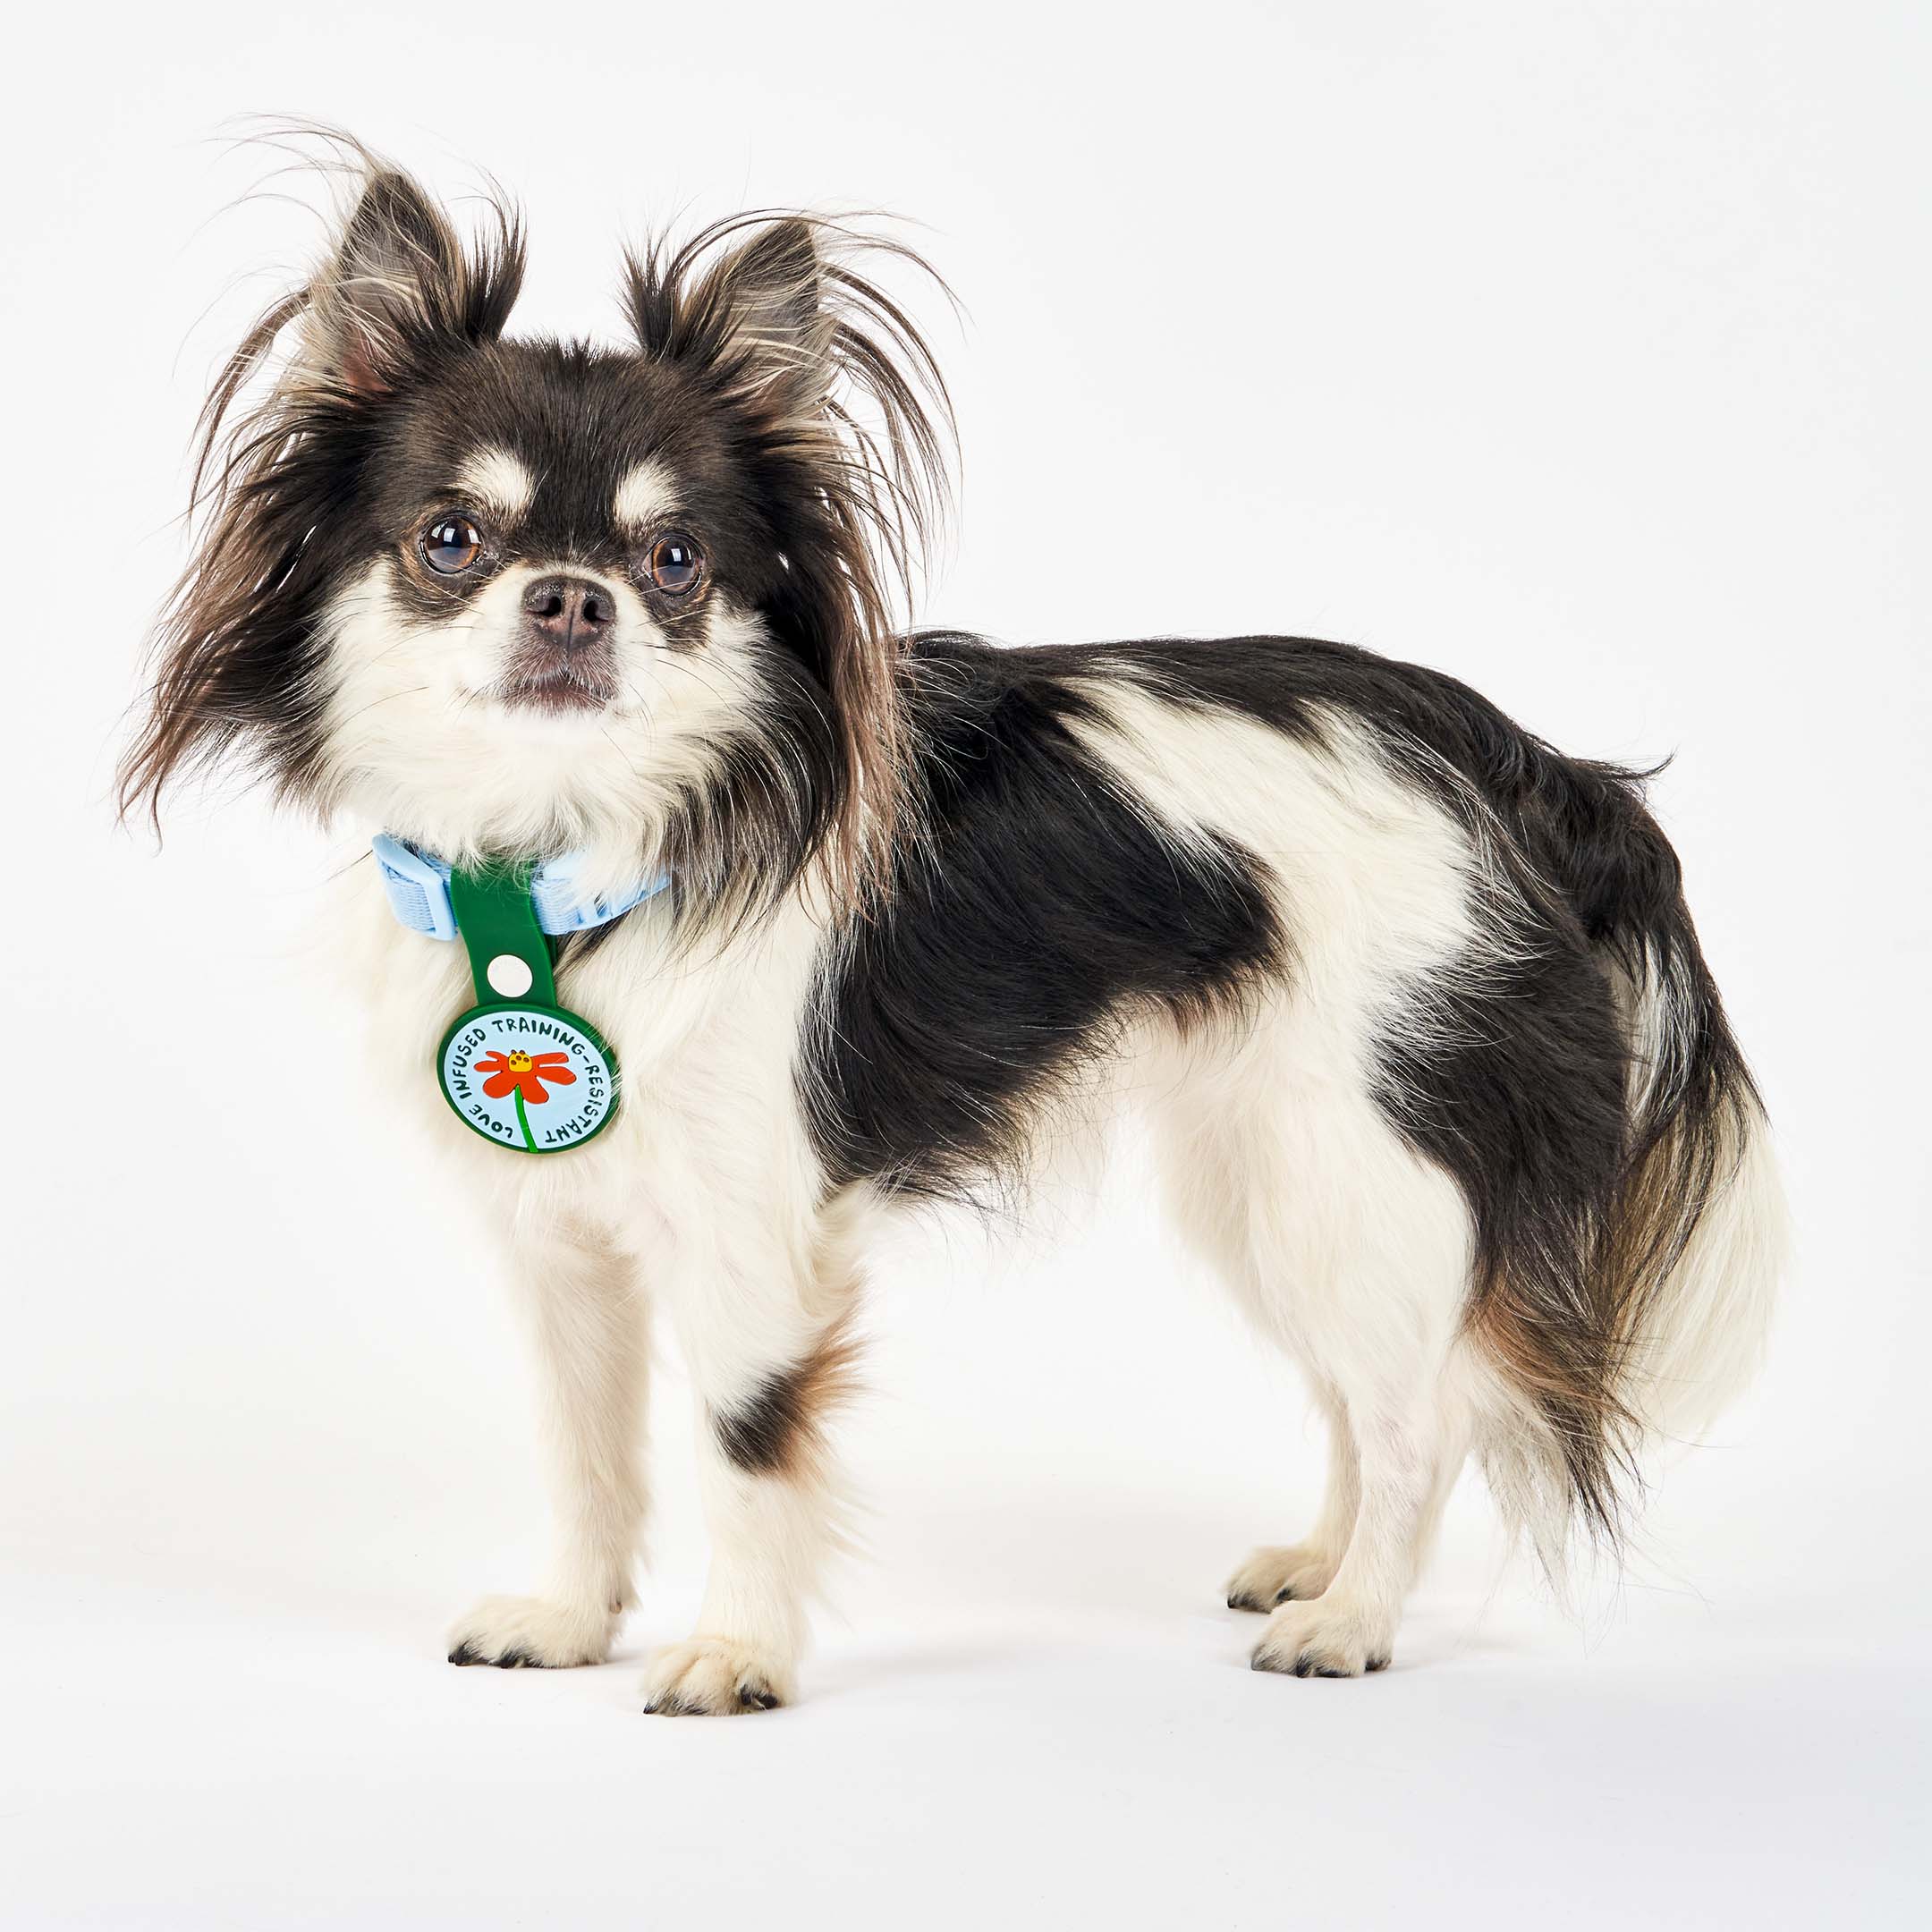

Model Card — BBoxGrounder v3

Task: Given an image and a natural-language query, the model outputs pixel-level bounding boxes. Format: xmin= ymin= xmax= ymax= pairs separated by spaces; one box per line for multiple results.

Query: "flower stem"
xmin=513 ymin=1087 xmax=538 ymax=1152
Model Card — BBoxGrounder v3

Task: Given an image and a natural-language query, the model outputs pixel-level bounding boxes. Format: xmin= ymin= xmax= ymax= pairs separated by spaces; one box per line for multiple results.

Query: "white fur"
xmin=1622 ymin=952 xmax=1787 ymax=1445
xmin=317 ymin=559 xmax=780 ymax=885
xmin=453 ymin=446 xmax=537 ymax=523
xmin=612 ymin=457 xmax=680 ymax=534
xmin=339 ymin=827 xmax=847 ymax=1704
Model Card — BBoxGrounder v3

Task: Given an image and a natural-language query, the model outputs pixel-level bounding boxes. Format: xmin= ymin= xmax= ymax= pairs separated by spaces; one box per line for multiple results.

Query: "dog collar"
xmin=373 ymin=835 xmax=667 ymax=1157
xmin=372 ymin=834 xmax=670 ymax=941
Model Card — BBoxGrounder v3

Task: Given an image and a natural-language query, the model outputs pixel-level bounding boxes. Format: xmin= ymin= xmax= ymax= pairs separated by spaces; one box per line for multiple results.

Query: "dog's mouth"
xmin=489 ymin=657 xmax=619 ymax=716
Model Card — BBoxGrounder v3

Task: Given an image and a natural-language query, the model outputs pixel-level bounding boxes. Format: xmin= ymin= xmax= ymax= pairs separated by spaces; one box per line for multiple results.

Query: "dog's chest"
xmin=341 ymin=867 xmax=828 ymax=1238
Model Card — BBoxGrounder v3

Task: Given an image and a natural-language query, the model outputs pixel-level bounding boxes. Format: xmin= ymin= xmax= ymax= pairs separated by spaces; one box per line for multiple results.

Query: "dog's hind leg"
xmin=1155 ymin=1029 xmax=1478 ymax=1677
xmin=1247 ymin=1385 xmax=1469 ymax=1679
xmin=1224 ymin=1382 xmax=1359 ymax=1611
xmin=447 ymin=1215 xmax=648 ymax=1669
xmin=1242 ymin=1107 xmax=1478 ymax=1679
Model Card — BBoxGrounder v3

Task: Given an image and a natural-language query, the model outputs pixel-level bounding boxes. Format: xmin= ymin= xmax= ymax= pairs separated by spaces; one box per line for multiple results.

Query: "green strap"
xmin=448 ymin=860 xmax=559 ymax=1007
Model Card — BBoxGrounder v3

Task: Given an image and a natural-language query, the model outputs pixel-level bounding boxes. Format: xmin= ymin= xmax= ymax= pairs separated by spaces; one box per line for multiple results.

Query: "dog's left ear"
xmin=628 ymin=215 xmax=834 ymax=414
xmin=708 ymin=216 xmax=832 ymax=399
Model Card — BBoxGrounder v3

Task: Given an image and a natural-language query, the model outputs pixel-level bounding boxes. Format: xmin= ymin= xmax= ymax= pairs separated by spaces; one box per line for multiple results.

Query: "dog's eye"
xmin=423 ymin=514 xmax=486 ymax=574
xmin=645 ymin=534 xmax=704 ymax=597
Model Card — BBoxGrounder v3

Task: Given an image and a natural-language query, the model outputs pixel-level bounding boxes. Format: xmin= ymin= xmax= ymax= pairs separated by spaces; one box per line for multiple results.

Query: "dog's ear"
xmin=117 ymin=148 xmax=525 ymax=833
xmin=299 ymin=165 xmax=523 ymax=398
xmin=625 ymin=214 xmax=835 ymax=413
xmin=702 ymin=216 xmax=834 ymax=406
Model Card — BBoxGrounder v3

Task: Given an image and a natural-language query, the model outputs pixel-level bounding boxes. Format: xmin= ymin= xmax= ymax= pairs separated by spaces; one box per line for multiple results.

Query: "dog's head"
xmin=121 ymin=145 xmax=950 ymax=910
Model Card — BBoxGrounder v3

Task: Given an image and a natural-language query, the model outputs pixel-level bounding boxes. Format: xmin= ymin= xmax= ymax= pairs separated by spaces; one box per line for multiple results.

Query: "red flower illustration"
xmin=475 ymin=1047 xmax=577 ymax=1106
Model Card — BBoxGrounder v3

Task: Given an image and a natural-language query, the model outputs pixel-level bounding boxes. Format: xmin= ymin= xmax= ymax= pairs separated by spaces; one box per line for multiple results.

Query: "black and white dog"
xmin=123 ymin=142 xmax=1783 ymax=1712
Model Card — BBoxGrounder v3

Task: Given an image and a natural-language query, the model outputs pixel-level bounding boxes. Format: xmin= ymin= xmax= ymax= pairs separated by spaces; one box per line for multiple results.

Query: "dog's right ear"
xmin=117 ymin=146 xmax=526 ymax=833
xmin=297 ymin=164 xmax=525 ymax=399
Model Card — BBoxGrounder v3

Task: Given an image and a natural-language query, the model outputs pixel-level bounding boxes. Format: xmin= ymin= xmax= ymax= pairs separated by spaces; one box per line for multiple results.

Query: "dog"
xmin=122 ymin=141 xmax=1784 ymax=1711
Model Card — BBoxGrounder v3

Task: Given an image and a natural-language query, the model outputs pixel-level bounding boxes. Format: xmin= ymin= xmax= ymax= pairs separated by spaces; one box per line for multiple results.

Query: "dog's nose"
xmin=521 ymin=574 xmax=616 ymax=649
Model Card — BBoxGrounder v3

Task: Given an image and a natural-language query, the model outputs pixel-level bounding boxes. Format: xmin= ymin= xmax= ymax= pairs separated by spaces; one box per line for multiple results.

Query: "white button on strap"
xmin=487 ymin=953 xmax=535 ymax=997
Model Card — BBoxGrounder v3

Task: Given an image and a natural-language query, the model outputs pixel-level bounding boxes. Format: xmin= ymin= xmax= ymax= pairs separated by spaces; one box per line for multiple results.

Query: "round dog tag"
xmin=438 ymin=1002 xmax=621 ymax=1153
xmin=430 ymin=860 xmax=624 ymax=1156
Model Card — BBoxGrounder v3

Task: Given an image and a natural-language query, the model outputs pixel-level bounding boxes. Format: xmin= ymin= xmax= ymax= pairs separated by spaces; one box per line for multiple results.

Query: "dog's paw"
xmin=1249 ymin=1597 xmax=1394 ymax=1679
xmin=641 ymin=1637 xmax=792 ymax=1716
xmin=446 ymin=1594 xmax=616 ymax=1669
xmin=1224 ymin=1542 xmax=1342 ymax=1612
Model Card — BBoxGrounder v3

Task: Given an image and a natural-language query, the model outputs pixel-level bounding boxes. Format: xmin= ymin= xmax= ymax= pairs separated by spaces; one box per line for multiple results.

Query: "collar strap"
xmin=373 ymin=834 xmax=670 ymax=942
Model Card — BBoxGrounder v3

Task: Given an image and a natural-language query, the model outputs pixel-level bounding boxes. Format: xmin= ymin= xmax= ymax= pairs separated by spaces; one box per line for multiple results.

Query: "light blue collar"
xmin=373 ymin=834 xmax=671 ymax=941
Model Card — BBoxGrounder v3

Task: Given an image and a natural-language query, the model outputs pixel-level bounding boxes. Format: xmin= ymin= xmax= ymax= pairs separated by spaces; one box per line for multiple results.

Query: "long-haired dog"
xmin=123 ymin=142 xmax=1784 ymax=1711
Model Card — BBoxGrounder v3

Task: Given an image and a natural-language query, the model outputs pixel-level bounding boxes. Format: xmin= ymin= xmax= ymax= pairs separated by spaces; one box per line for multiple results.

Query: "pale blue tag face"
xmin=437 ymin=1003 xmax=621 ymax=1154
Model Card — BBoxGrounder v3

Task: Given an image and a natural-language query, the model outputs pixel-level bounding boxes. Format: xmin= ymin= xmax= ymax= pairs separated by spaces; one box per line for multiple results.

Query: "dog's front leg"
xmin=447 ymin=1216 xmax=648 ymax=1669
xmin=643 ymin=1224 xmax=857 ymax=1716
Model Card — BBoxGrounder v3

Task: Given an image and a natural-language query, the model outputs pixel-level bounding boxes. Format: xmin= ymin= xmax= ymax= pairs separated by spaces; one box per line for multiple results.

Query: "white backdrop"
xmin=4 ymin=4 xmax=1927 ymax=1927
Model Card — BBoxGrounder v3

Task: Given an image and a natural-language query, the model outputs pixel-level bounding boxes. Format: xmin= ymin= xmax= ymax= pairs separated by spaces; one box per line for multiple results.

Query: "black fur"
xmin=710 ymin=1326 xmax=858 ymax=1480
xmin=809 ymin=631 xmax=1758 ymax=1533
xmin=714 ymin=1358 xmax=820 ymax=1478
xmin=805 ymin=636 xmax=1284 ymax=1199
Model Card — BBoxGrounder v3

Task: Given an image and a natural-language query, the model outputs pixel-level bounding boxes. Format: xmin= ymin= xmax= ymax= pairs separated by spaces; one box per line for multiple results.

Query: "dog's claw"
xmin=449 ymin=1638 xmax=549 ymax=1670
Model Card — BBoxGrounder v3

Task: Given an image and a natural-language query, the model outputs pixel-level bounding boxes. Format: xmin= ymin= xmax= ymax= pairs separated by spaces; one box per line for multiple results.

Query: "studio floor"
xmin=8 ymin=1447 xmax=1925 ymax=1929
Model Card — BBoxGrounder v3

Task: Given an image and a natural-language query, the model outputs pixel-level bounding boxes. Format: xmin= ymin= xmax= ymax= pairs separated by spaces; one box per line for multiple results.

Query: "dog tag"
xmin=435 ymin=861 xmax=622 ymax=1154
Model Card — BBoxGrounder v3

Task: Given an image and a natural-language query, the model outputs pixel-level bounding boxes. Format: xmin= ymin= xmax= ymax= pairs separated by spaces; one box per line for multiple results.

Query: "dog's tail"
xmin=1467 ymin=752 xmax=1785 ymax=1566
xmin=1597 ymin=903 xmax=1784 ymax=1451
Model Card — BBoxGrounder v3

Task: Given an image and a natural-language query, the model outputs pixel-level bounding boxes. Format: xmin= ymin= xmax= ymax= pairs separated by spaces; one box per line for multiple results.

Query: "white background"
xmin=4 ymin=4 xmax=1928 ymax=1926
